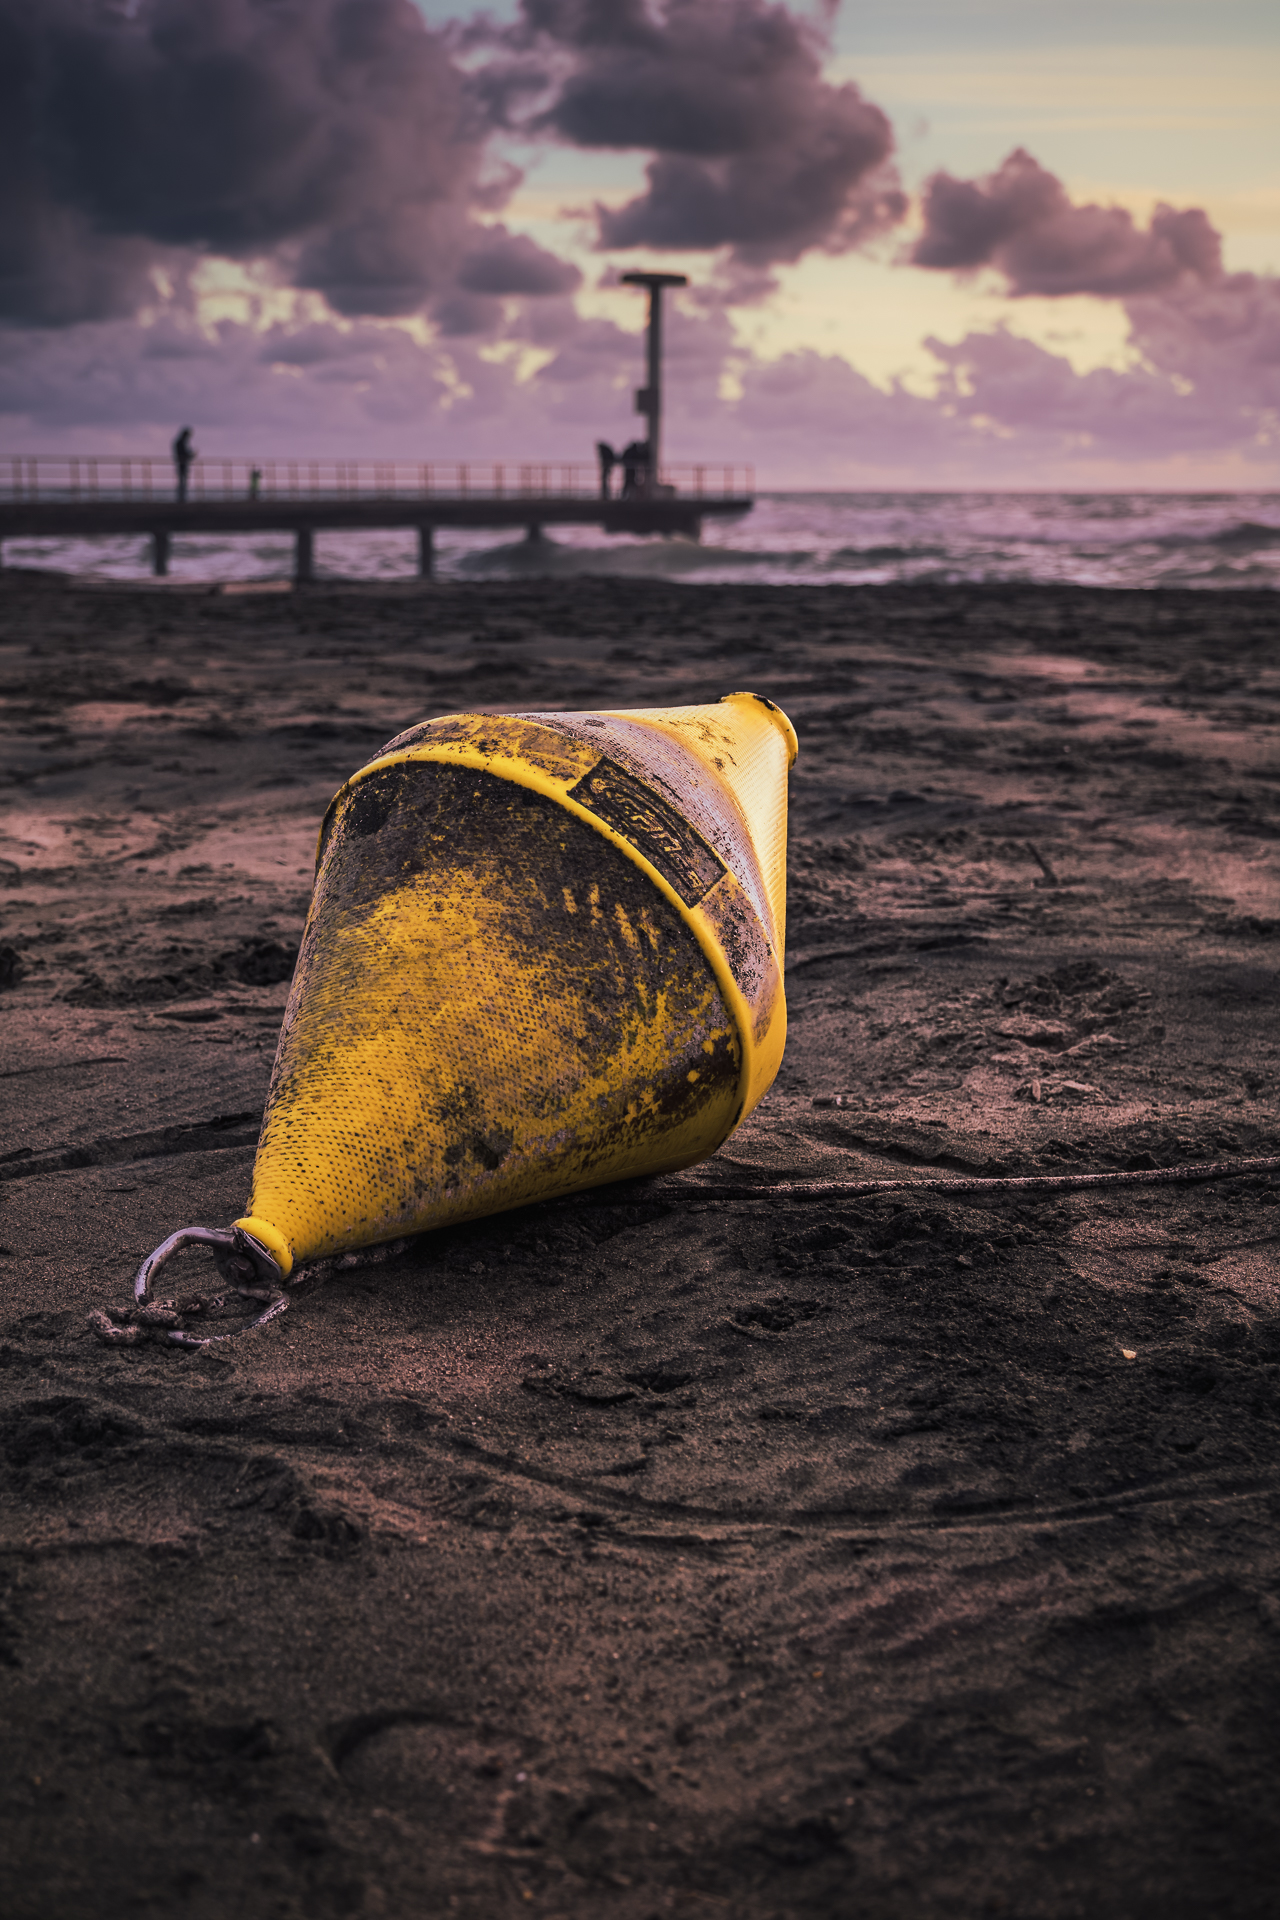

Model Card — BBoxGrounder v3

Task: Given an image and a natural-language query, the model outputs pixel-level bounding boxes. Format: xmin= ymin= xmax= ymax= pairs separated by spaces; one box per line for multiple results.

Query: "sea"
xmin=5 ymin=491 xmax=1279 ymax=590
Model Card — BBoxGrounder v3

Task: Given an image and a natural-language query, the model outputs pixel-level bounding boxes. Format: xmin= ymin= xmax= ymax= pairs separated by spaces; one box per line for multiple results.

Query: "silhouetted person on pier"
xmin=596 ymin=441 xmax=617 ymax=499
xmin=172 ymin=426 xmax=195 ymax=503
xmin=620 ymin=439 xmax=650 ymax=499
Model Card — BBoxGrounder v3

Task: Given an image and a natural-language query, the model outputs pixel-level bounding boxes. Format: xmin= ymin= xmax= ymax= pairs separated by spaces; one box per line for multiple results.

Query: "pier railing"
xmin=1 ymin=457 xmax=754 ymax=503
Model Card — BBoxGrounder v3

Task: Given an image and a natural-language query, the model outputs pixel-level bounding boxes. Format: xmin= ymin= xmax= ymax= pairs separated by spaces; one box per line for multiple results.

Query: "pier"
xmin=0 ymin=457 xmax=754 ymax=580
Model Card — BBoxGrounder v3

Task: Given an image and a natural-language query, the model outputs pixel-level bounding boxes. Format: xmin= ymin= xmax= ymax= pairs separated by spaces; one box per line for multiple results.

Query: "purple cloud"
xmin=1 ymin=288 xmax=1276 ymax=483
xmin=913 ymin=149 xmax=1222 ymax=298
xmin=0 ymin=12 xmax=1274 ymax=485
xmin=0 ymin=0 xmax=585 ymax=326
xmin=471 ymin=0 xmax=907 ymax=267
xmin=926 ymin=282 xmax=1280 ymax=462
xmin=456 ymin=228 xmax=584 ymax=297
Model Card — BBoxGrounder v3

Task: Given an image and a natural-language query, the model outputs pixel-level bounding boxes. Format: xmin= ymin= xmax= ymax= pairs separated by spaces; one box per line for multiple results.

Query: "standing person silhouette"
xmin=620 ymin=439 xmax=651 ymax=499
xmin=172 ymin=426 xmax=195 ymax=503
xmin=596 ymin=441 xmax=617 ymax=499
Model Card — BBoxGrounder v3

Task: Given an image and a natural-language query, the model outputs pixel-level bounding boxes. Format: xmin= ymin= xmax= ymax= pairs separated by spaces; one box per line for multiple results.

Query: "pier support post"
xmin=417 ymin=525 xmax=434 ymax=579
xmin=525 ymin=524 xmax=544 ymax=544
xmin=295 ymin=527 xmax=314 ymax=584
xmin=152 ymin=530 xmax=170 ymax=577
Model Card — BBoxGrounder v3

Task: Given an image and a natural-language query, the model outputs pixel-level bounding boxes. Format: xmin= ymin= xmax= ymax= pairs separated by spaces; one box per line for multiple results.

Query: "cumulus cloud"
xmin=906 ymin=144 xmax=1279 ymax=461
xmin=0 ymin=310 xmax=446 ymax=444
xmin=927 ymin=278 xmax=1280 ymax=463
xmin=0 ymin=0 xmax=584 ymax=326
xmin=1125 ymin=274 xmax=1280 ymax=412
xmin=928 ymin=329 xmax=1212 ymax=456
xmin=912 ymin=148 xmax=1222 ymax=298
xmin=0 ymin=0 xmax=901 ymax=331
xmin=471 ymin=0 xmax=906 ymax=267
xmin=2 ymin=282 xmax=1275 ymax=484
xmin=0 ymin=8 xmax=1273 ymax=484
xmin=456 ymin=228 xmax=583 ymax=297
xmin=0 ymin=283 xmax=659 ymax=455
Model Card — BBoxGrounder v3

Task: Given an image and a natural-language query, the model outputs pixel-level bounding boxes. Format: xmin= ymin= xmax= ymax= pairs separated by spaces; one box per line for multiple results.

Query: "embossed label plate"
xmin=568 ymin=758 xmax=726 ymax=907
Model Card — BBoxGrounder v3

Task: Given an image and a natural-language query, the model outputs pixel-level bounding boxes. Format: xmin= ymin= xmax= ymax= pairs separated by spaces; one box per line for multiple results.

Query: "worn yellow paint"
xmin=234 ymin=693 xmax=796 ymax=1279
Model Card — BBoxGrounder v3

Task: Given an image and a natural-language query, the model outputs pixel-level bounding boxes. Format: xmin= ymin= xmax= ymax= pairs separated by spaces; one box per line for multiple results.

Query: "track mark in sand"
xmin=0 ymin=1111 xmax=261 ymax=1183
xmin=328 ymin=1706 xmax=457 ymax=1769
xmin=0 ymin=1056 xmax=129 ymax=1080
xmin=785 ymin=946 xmax=870 ymax=974
xmin=163 ymin=1398 xmax=1277 ymax=1553
xmin=435 ymin=1446 xmax=1279 ymax=1545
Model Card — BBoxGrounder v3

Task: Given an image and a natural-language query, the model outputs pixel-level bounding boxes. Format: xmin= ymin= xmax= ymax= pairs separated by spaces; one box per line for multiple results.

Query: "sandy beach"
xmin=2 ymin=568 xmax=1279 ymax=1919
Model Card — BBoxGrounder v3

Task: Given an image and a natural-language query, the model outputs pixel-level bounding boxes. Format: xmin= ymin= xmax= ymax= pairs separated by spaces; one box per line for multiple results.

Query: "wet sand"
xmin=2 ymin=570 xmax=1279 ymax=1920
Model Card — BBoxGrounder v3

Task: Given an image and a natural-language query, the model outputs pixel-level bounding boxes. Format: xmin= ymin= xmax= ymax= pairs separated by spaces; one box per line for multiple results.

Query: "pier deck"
xmin=0 ymin=457 xmax=754 ymax=578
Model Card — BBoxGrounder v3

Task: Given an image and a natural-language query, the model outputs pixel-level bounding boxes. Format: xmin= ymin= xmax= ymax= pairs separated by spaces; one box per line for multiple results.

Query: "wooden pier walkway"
xmin=0 ymin=457 xmax=754 ymax=579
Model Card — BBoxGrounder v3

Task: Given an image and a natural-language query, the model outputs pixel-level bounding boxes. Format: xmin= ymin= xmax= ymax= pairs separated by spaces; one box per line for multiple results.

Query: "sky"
xmin=0 ymin=0 xmax=1276 ymax=488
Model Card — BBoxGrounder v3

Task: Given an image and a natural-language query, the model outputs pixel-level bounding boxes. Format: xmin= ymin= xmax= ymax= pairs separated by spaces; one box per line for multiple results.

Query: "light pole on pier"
xmin=621 ymin=271 xmax=688 ymax=491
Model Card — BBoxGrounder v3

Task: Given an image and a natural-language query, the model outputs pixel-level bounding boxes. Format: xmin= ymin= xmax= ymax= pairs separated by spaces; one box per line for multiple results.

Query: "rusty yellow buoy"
xmin=129 ymin=692 xmax=796 ymax=1335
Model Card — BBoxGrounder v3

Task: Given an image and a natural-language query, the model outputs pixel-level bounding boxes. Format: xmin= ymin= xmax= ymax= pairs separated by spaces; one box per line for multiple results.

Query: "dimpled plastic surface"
xmin=370 ymin=694 xmax=796 ymax=1115
xmin=236 ymin=695 xmax=794 ymax=1274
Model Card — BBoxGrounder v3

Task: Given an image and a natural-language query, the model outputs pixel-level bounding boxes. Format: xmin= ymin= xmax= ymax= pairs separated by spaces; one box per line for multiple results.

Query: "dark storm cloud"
xmin=456 ymin=227 xmax=583 ymax=296
xmin=0 ymin=0 xmax=580 ymax=326
xmin=473 ymin=0 xmax=906 ymax=266
xmin=912 ymin=148 xmax=1222 ymax=297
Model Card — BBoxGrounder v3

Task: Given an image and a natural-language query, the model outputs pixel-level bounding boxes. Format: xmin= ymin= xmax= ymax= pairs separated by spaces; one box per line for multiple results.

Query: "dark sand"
xmin=2 ymin=571 xmax=1279 ymax=1920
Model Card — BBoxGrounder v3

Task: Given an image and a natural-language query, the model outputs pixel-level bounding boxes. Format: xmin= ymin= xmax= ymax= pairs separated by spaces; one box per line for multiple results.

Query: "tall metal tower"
xmin=621 ymin=271 xmax=688 ymax=489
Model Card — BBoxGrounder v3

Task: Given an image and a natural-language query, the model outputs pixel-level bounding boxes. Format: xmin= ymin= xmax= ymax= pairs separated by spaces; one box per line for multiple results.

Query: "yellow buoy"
xmin=129 ymin=692 xmax=796 ymax=1325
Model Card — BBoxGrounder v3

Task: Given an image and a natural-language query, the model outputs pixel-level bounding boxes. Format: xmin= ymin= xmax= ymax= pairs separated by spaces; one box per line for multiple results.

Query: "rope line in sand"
xmin=89 ymin=1157 xmax=1280 ymax=1349
xmin=670 ymin=1153 xmax=1280 ymax=1205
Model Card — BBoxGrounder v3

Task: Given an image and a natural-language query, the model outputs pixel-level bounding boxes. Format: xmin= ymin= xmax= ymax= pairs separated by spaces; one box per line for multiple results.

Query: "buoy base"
xmin=232 ymin=1217 xmax=293 ymax=1283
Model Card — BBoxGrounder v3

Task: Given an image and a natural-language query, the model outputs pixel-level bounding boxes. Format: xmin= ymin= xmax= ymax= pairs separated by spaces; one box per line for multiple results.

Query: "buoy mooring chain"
xmin=88 ymin=1225 xmax=412 ymax=1349
xmin=85 ymin=693 xmax=1280 ymax=1352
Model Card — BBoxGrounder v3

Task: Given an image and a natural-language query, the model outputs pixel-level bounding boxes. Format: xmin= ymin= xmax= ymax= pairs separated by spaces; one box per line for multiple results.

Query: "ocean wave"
xmin=455 ymin=535 xmax=809 ymax=577
xmin=9 ymin=493 xmax=1280 ymax=589
xmin=1153 ymin=520 xmax=1280 ymax=552
xmin=827 ymin=543 xmax=949 ymax=565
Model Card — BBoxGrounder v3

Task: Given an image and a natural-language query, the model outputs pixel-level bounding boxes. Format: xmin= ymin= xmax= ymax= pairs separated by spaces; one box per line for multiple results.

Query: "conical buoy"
xmin=126 ymin=693 xmax=797 ymax=1329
